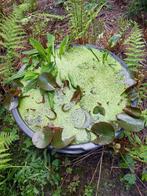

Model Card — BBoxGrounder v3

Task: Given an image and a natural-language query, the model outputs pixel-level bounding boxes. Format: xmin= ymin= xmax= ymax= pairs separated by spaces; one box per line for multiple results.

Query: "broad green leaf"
xmin=47 ymin=33 xmax=55 ymax=56
xmin=30 ymin=38 xmax=47 ymax=60
xmin=59 ymin=36 xmax=69 ymax=58
xmin=6 ymin=72 xmax=25 ymax=83
xmin=22 ymin=49 xmax=38 ymax=56
xmin=91 ymin=122 xmax=115 ymax=145
xmin=24 ymin=78 xmax=38 ymax=92
xmin=117 ymin=113 xmax=145 ymax=132
xmin=47 ymin=92 xmax=55 ymax=110
xmin=24 ymin=71 xmax=39 ymax=81
xmin=38 ymin=72 xmax=58 ymax=91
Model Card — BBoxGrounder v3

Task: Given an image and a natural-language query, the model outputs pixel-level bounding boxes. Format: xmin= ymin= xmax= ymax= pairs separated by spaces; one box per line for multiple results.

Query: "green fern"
xmin=0 ymin=131 xmax=18 ymax=170
xmin=124 ymin=22 xmax=145 ymax=71
xmin=0 ymin=3 xmax=28 ymax=80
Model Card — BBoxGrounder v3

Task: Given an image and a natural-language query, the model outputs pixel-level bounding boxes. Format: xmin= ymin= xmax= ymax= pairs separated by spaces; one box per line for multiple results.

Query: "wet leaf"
xmin=51 ymin=128 xmax=75 ymax=149
xmin=32 ymin=130 xmax=53 ymax=149
xmin=44 ymin=126 xmax=75 ymax=148
xmin=93 ymin=105 xmax=105 ymax=115
xmin=70 ymin=86 xmax=82 ymax=104
xmin=38 ymin=72 xmax=58 ymax=91
xmin=91 ymin=122 xmax=115 ymax=145
xmin=123 ymin=106 xmax=142 ymax=118
xmin=117 ymin=113 xmax=145 ymax=132
xmin=71 ymin=109 xmax=93 ymax=129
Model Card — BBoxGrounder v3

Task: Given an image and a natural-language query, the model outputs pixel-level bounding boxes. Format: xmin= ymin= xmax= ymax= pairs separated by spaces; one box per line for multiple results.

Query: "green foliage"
xmin=84 ymin=185 xmax=94 ymax=196
xmin=121 ymin=173 xmax=136 ymax=189
xmin=66 ymin=0 xmax=105 ymax=41
xmin=0 ymin=136 xmax=61 ymax=196
xmin=127 ymin=0 xmax=147 ymax=17
xmin=0 ymin=6 xmax=26 ymax=80
xmin=142 ymin=170 xmax=147 ymax=182
xmin=0 ymin=128 xmax=18 ymax=171
xmin=124 ymin=22 xmax=145 ymax=72
xmin=67 ymin=175 xmax=80 ymax=193
xmin=0 ymin=105 xmax=18 ymax=171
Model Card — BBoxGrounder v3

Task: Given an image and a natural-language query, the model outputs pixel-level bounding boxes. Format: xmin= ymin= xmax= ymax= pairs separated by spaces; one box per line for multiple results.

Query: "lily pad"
xmin=50 ymin=127 xmax=75 ymax=148
xmin=32 ymin=129 xmax=53 ymax=149
xmin=117 ymin=113 xmax=145 ymax=132
xmin=71 ymin=108 xmax=92 ymax=129
xmin=91 ymin=122 xmax=115 ymax=145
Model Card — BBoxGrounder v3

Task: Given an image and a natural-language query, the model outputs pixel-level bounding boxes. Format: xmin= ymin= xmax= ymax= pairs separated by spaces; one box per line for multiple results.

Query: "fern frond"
xmin=0 ymin=8 xmax=26 ymax=79
xmin=0 ymin=131 xmax=18 ymax=170
xmin=124 ymin=22 xmax=145 ymax=71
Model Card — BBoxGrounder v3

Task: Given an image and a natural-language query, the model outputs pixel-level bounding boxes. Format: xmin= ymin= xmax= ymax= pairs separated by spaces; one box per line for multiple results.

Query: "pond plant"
xmin=9 ymin=34 xmax=146 ymax=150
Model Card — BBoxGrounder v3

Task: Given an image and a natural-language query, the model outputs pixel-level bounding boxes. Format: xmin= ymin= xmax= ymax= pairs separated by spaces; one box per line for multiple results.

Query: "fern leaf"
xmin=0 ymin=131 xmax=18 ymax=170
xmin=0 ymin=11 xmax=25 ymax=79
xmin=124 ymin=22 xmax=145 ymax=71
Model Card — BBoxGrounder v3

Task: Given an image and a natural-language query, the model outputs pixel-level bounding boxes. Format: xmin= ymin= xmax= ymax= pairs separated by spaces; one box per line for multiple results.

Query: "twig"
xmin=136 ymin=184 xmax=143 ymax=196
xmin=95 ymin=147 xmax=104 ymax=196
xmin=72 ymin=148 xmax=103 ymax=166
xmin=90 ymin=157 xmax=101 ymax=184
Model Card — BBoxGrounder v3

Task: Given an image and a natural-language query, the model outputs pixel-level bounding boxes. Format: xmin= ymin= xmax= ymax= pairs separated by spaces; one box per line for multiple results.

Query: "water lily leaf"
xmin=71 ymin=108 xmax=92 ymax=129
xmin=32 ymin=130 xmax=53 ymax=149
xmin=38 ymin=72 xmax=58 ymax=91
xmin=70 ymin=86 xmax=83 ymax=104
xmin=123 ymin=106 xmax=142 ymax=118
xmin=50 ymin=127 xmax=75 ymax=148
xmin=91 ymin=122 xmax=115 ymax=145
xmin=117 ymin=113 xmax=145 ymax=132
xmin=93 ymin=105 xmax=105 ymax=115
